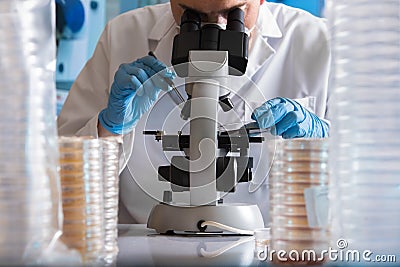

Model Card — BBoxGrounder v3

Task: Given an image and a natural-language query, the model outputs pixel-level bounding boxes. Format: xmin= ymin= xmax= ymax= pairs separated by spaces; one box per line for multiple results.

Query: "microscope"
xmin=145 ymin=8 xmax=265 ymax=234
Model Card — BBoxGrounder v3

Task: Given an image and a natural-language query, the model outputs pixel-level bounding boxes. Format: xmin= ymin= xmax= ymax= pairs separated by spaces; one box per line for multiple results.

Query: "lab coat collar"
xmin=243 ymin=3 xmax=283 ymax=82
xmin=257 ymin=3 xmax=282 ymax=39
xmin=148 ymin=6 xmax=176 ymax=42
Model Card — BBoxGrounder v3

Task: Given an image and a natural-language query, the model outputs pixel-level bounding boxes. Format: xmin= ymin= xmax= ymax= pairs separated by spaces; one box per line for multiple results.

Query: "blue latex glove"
xmin=99 ymin=56 xmax=175 ymax=135
xmin=251 ymin=97 xmax=329 ymax=138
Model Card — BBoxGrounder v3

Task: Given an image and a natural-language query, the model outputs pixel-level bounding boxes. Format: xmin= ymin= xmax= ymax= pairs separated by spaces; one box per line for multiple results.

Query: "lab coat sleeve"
xmin=295 ymin=16 xmax=331 ymax=121
xmin=57 ymin=22 xmax=135 ymax=171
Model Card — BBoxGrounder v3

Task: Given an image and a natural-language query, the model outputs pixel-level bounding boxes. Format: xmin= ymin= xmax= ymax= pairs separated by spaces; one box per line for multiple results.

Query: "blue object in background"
xmin=55 ymin=0 xmax=85 ymax=33
xmin=268 ymin=0 xmax=324 ymax=17
xmin=56 ymin=0 xmax=106 ymax=115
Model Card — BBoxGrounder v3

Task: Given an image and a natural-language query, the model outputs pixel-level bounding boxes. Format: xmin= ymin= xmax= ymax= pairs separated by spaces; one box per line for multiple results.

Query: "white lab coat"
xmin=58 ymin=2 xmax=331 ymax=224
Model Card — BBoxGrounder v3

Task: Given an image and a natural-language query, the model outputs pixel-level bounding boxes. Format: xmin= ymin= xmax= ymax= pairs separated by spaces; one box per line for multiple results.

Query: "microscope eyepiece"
xmin=172 ymin=6 xmax=248 ymax=76
xmin=226 ymin=8 xmax=245 ymax=32
xmin=180 ymin=9 xmax=201 ymax=32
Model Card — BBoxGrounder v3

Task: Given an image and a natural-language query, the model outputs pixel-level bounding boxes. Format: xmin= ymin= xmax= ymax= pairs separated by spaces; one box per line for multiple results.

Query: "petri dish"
xmin=269 ymin=182 xmax=314 ymax=195
xmin=271 ymin=204 xmax=308 ymax=216
xmin=271 ymin=215 xmax=310 ymax=229
xmin=274 ymin=149 xmax=329 ymax=162
xmin=275 ymin=139 xmax=329 ymax=151
xmin=254 ymin=227 xmax=271 ymax=250
xmin=269 ymin=172 xmax=329 ymax=184
xmin=337 ymin=196 xmax=400 ymax=211
xmin=271 ymin=160 xmax=329 ymax=174
xmin=272 ymin=227 xmax=329 ymax=242
xmin=270 ymin=193 xmax=305 ymax=205
xmin=338 ymin=183 xmax=400 ymax=198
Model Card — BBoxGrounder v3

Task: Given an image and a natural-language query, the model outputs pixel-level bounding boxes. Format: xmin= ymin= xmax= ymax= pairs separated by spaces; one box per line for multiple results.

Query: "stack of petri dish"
xmin=0 ymin=0 xmax=60 ymax=264
xmin=101 ymin=137 xmax=121 ymax=265
xmin=326 ymin=0 xmax=400 ymax=261
xmin=59 ymin=137 xmax=105 ymax=264
xmin=59 ymin=136 xmax=121 ymax=265
xmin=269 ymin=139 xmax=329 ymax=265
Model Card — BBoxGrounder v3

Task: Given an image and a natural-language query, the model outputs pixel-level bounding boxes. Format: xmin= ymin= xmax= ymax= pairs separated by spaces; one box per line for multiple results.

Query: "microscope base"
xmin=147 ymin=203 xmax=264 ymax=234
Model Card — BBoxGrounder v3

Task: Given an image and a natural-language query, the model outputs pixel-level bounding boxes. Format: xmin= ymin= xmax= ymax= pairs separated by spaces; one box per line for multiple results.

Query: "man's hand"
xmin=251 ymin=97 xmax=329 ymax=138
xmin=98 ymin=56 xmax=175 ymax=135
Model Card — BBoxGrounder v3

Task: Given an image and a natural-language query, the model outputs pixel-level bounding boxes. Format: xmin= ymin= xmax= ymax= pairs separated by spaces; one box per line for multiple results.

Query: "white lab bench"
xmin=117 ymin=224 xmax=266 ymax=266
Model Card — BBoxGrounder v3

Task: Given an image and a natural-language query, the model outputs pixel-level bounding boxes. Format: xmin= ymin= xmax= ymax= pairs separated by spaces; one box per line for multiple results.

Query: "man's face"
xmin=170 ymin=0 xmax=264 ymax=32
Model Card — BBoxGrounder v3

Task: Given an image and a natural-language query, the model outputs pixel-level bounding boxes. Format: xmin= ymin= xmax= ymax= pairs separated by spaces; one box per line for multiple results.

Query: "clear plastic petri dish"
xmin=0 ymin=233 xmax=55 ymax=248
xmin=335 ymin=118 xmax=400 ymax=131
xmin=0 ymin=196 xmax=52 ymax=207
xmin=62 ymin=183 xmax=103 ymax=197
xmin=60 ymin=173 xmax=85 ymax=184
xmin=274 ymin=149 xmax=329 ymax=162
xmin=104 ymin=221 xmax=118 ymax=229
xmin=275 ymin=139 xmax=329 ymax=151
xmin=340 ymin=226 xmax=400 ymax=242
xmin=84 ymin=216 xmax=103 ymax=227
xmin=336 ymin=197 xmax=400 ymax=211
xmin=338 ymin=210 xmax=399 ymax=228
xmin=270 ymin=193 xmax=305 ymax=205
xmin=59 ymin=152 xmax=84 ymax=161
xmin=0 ymin=198 xmax=53 ymax=210
xmin=336 ymin=143 xmax=400 ymax=160
xmin=62 ymin=185 xmax=86 ymax=196
xmin=269 ymin=172 xmax=329 ymax=184
xmin=103 ymin=181 xmax=119 ymax=189
xmin=269 ymin=182 xmax=315 ymax=195
xmin=62 ymin=225 xmax=103 ymax=236
xmin=271 ymin=227 xmax=329 ymax=242
xmin=271 ymin=215 xmax=310 ymax=229
xmin=103 ymin=201 xmax=117 ymax=209
xmin=332 ymin=158 xmax=400 ymax=172
xmin=84 ymin=194 xmax=103 ymax=205
xmin=0 ymin=214 xmax=53 ymax=227
xmin=83 ymin=204 xmax=103 ymax=214
xmin=254 ymin=227 xmax=271 ymax=250
xmin=337 ymin=131 xmax=400 ymax=146
xmin=271 ymin=160 xmax=329 ymax=174
xmin=271 ymin=204 xmax=308 ymax=216
xmin=103 ymin=190 xmax=118 ymax=198
xmin=338 ymin=183 xmax=400 ymax=198
xmin=337 ymin=171 xmax=400 ymax=184
xmin=59 ymin=136 xmax=92 ymax=147
xmin=59 ymin=163 xmax=86 ymax=172
xmin=103 ymin=207 xmax=118 ymax=220
xmin=62 ymin=229 xmax=103 ymax=241
xmin=62 ymin=220 xmax=87 ymax=230
xmin=0 ymin=188 xmax=51 ymax=199
xmin=69 ymin=243 xmax=104 ymax=257
xmin=104 ymin=225 xmax=118 ymax=233
xmin=0 ymin=182 xmax=51 ymax=192
xmin=104 ymin=214 xmax=118 ymax=223
xmin=63 ymin=205 xmax=92 ymax=215
xmin=62 ymin=197 xmax=86 ymax=208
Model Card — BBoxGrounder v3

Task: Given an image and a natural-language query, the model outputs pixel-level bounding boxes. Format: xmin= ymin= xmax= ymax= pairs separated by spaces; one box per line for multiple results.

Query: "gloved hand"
xmin=251 ymin=97 xmax=329 ymax=138
xmin=99 ymin=56 xmax=175 ymax=135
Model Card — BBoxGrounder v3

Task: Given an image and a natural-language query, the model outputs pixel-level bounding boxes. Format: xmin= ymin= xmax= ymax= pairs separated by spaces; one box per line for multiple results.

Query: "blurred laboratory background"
xmin=55 ymin=0 xmax=325 ymax=115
